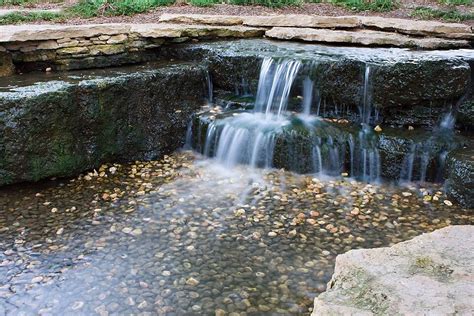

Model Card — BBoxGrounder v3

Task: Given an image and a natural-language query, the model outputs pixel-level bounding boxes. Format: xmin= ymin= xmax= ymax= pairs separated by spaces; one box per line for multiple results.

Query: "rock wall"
xmin=0 ymin=23 xmax=265 ymax=75
xmin=445 ymin=149 xmax=474 ymax=208
xmin=312 ymin=225 xmax=474 ymax=315
xmin=0 ymin=63 xmax=206 ymax=185
xmin=163 ymin=39 xmax=473 ymax=128
xmin=0 ymin=15 xmax=472 ymax=76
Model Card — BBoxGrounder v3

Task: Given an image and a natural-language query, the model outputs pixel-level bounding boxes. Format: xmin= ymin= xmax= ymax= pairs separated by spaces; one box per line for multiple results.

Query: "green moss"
xmin=29 ymin=135 xmax=86 ymax=181
xmin=409 ymin=256 xmax=454 ymax=281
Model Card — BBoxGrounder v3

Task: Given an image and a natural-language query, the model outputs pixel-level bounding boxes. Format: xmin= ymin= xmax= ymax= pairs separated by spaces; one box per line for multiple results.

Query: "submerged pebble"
xmin=0 ymin=151 xmax=471 ymax=315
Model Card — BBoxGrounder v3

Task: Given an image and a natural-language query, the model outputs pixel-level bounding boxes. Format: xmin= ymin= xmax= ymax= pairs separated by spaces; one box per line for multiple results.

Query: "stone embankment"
xmin=0 ymin=63 xmax=206 ymax=185
xmin=0 ymin=14 xmax=473 ymax=76
xmin=312 ymin=225 xmax=474 ymax=315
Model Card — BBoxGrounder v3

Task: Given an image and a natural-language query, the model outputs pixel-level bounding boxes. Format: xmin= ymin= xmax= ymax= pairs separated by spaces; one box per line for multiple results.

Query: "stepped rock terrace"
xmin=0 ymin=16 xmax=473 ymax=316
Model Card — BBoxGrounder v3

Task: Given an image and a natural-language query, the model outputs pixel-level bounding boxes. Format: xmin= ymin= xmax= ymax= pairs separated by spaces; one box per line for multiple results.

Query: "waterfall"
xmin=198 ymin=57 xmax=303 ymax=168
xmin=360 ymin=64 xmax=372 ymax=124
xmin=439 ymin=112 xmax=455 ymax=131
xmin=193 ymin=58 xmax=384 ymax=181
xmin=348 ymin=64 xmax=381 ymax=182
xmin=302 ymin=77 xmax=314 ymax=116
xmin=184 ymin=119 xmax=194 ymax=150
xmin=205 ymin=70 xmax=213 ymax=104
xmin=348 ymin=124 xmax=381 ymax=183
xmin=202 ymin=113 xmax=285 ymax=168
xmin=399 ymin=112 xmax=456 ymax=183
xmin=254 ymin=57 xmax=302 ymax=117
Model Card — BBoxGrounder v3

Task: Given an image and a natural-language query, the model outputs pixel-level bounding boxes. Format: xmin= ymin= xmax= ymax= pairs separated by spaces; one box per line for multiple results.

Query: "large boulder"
xmin=0 ymin=62 xmax=206 ymax=185
xmin=312 ymin=226 xmax=474 ymax=315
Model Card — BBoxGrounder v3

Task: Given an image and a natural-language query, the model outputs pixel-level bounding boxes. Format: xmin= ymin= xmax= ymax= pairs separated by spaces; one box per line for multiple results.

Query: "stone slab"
xmin=359 ymin=16 xmax=473 ymax=40
xmin=131 ymin=23 xmax=265 ymax=38
xmin=265 ymin=27 xmax=470 ymax=49
xmin=156 ymin=14 xmax=473 ymax=40
xmin=243 ymin=14 xmax=360 ymax=28
xmin=159 ymin=13 xmax=244 ymax=26
xmin=0 ymin=8 xmax=63 ymax=17
xmin=312 ymin=225 xmax=474 ymax=315
xmin=0 ymin=24 xmax=132 ymax=42
xmin=0 ymin=23 xmax=265 ymax=43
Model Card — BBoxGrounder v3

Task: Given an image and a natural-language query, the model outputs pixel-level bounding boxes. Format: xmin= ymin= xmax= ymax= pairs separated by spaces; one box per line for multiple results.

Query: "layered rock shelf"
xmin=0 ymin=62 xmax=206 ymax=184
xmin=0 ymin=14 xmax=473 ymax=76
xmin=312 ymin=226 xmax=474 ymax=315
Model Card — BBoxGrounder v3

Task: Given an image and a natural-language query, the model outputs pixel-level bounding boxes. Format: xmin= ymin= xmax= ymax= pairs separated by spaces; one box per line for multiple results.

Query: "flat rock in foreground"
xmin=312 ymin=225 xmax=474 ymax=315
xmin=266 ymin=27 xmax=470 ymax=49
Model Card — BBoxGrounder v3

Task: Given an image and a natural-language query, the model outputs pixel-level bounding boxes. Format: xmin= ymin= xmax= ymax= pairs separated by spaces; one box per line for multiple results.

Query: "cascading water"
xmin=192 ymin=57 xmax=382 ymax=180
xmin=399 ymin=112 xmax=457 ymax=183
xmin=349 ymin=63 xmax=382 ymax=182
xmin=302 ymin=77 xmax=314 ymax=116
xmin=254 ymin=58 xmax=302 ymax=116
xmin=205 ymin=70 xmax=213 ymax=104
xmin=190 ymin=57 xmax=463 ymax=185
xmin=198 ymin=57 xmax=302 ymax=169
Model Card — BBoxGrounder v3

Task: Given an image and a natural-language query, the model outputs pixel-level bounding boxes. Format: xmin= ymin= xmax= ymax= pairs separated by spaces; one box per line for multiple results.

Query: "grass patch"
xmin=0 ymin=0 xmax=63 ymax=5
xmin=0 ymin=11 xmax=64 ymax=24
xmin=188 ymin=0 xmax=220 ymax=7
xmin=438 ymin=0 xmax=472 ymax=6
xmin=330 ymin=0 xmax=398 ymax=11
xmin=228 ymin=0 xmax=303 ymax=8
xmin=68 ymin=0 xmax=175 ymax=17
xmin=412 ymin=6 xmax=474 ymax=21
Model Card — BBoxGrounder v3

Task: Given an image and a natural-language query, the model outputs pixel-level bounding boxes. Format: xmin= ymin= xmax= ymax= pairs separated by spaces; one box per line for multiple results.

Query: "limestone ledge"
xmin=159 ymin=14 xmax=473 ymax=40
xmin=265 ymin=27 xmax=470 ymax=49
xmin=0 ymin=23 xmax=265 ymax=71
xmin=312 ymin=225 xmax=474 ymax=315
xmin=0 ymin=17 xmax=472 ymax=75
xmin=0 ymin=23 xmax=265 ymax=43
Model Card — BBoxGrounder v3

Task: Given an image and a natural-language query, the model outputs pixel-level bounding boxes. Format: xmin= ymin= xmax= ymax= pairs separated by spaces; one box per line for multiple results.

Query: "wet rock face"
xmin=457 ymin=100 xmax=474 ymax=132
xmin=372 ymin=60 xmax=470 ymax=107
xmin=0 ymin=52 xmax=14 ymax=77
xmin=162 ymin=40 xmax=473 ymax=127
xmin=445 ymin=149 xmax=474 ymax=208
xmin=0 ymin=63 xmax=206 ymax=185
xmin=312 ymin=226 xmax=474 ymax=315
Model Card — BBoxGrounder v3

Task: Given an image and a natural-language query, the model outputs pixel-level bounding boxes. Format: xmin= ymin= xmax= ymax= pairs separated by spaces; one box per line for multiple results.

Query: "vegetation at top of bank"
xmin=0 ymin=11 xmax=64 ymax=23
xmin=0 ymin=0 xmax=472 ymax=24
xmin=186 ymin=0 xmax=399 ymax=10
xmin=0 ymin=0 xmax=62 ymax=5
xmin=437 ymin=0 xmax=472 ymax=6
xmin=411 ymin=6 xmax=474 ymax=21
xmin=329 ymin=0 xmax=398 ymax=12
xmin=68 ymin=0 xmax=175 ymax=17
